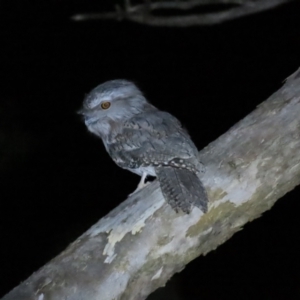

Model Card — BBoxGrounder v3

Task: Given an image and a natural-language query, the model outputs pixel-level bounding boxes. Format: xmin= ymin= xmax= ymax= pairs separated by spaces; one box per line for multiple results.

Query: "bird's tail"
xmin=155 ymin=166 xmax=208 ymax=214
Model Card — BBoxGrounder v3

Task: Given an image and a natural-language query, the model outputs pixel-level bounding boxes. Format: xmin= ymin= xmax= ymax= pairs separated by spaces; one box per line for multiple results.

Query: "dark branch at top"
xmin=71 ymin=0 xmax=293 ymax=27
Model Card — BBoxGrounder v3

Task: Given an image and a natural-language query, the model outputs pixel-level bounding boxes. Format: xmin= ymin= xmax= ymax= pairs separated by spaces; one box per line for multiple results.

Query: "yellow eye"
xmin=101 ymin=101 xmax=111 ymax=110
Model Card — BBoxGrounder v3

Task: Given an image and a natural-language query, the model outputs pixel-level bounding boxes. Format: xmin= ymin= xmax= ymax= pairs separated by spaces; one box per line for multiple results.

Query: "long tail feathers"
xmin=156 ymin=166 xmax=208 ymax=214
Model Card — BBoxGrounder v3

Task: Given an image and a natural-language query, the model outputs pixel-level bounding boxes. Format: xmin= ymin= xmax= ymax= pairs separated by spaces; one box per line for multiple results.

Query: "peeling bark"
xmin=2 ymin=68 xmax=300 ymax=300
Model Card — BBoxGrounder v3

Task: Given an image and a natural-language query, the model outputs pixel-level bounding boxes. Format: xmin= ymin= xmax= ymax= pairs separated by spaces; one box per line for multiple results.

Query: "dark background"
xmin=1 ymin=0 xmax=300 ymax=299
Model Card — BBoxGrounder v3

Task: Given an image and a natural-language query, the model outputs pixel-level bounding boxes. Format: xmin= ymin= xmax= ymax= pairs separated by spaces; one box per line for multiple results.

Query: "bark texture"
xmin=2 ymin=68 xmax=300 ymax=300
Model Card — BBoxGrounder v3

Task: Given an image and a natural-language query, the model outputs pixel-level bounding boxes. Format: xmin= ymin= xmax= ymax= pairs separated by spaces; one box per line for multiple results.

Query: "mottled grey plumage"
xmin=79 ymin=80 xmax=208 ymax=213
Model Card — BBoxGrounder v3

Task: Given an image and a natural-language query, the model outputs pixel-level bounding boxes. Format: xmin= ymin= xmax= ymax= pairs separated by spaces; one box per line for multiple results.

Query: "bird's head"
xmin=79 ymin=80 xmax=148 ymax=127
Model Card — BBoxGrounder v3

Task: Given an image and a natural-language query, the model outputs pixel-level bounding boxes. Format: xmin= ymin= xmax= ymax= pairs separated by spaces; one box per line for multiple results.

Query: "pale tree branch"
xmin=71 ymin=0 xmax=293 ymax=26
xmin=3 ymin=67 xmax=300 ymax=300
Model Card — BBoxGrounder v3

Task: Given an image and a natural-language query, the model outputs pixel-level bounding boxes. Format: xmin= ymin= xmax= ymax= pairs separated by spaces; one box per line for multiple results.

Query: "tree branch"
xmin=3 ymin=68 xmax=300 ymax=300
xmin=71 ymin=0 xmax=293 ymax=26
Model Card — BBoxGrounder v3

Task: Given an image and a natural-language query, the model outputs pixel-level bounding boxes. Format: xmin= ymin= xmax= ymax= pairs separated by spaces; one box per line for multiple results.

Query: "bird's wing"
xmin=107 ymin=110 xmax=199 ymax=169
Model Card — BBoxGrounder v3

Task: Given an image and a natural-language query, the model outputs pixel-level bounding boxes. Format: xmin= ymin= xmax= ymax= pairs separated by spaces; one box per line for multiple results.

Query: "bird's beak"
xmin=78 ymin=109 xmax=99 ymax=125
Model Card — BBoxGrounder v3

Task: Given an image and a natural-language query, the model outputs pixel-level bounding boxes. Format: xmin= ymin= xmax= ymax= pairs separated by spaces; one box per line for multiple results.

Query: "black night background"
xmin=1 ymin=0 xmax=300 ymax=299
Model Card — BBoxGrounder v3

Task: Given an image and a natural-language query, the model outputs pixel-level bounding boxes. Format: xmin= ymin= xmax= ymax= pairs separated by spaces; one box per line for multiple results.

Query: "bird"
xmin=79 ymin=79 xmax=208 ymax=214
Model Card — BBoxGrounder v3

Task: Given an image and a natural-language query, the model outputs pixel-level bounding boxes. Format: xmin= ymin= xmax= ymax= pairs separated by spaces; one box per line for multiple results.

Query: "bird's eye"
xmin=101 ymin=101 xmax=111 ymax=110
